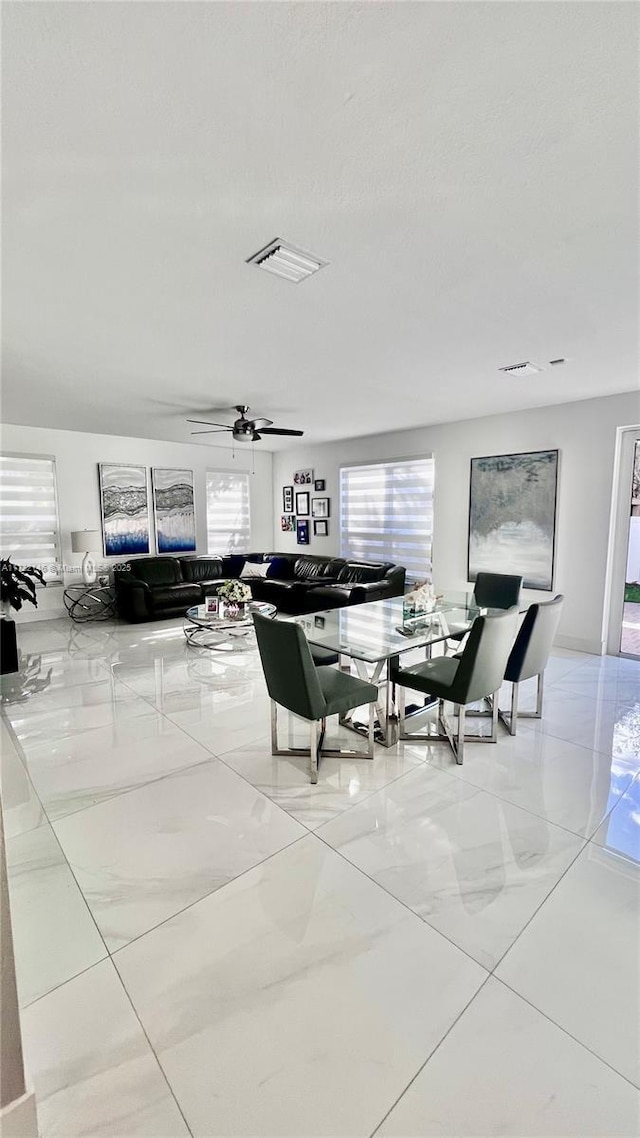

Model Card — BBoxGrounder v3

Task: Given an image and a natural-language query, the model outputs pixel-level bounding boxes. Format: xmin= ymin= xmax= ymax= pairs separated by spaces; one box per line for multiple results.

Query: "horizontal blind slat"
xmin=340 ymin=457 xmax=433 ymax=580
xmin=206 ymin=471 xmax=251 ymax=555
xmin=0 ymin=454 xmax=62 ymax=580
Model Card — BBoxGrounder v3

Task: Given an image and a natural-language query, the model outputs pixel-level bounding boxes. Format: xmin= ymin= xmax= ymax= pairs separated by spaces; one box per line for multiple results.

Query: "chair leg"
xmin=510 ymin=682 xmax=518 ymax=735
xmin=499 ymin=672 xmax=544 ymax=735
xmin=456 ymin=704 xmax=465 ymax=765
xmin=490 ymin=690 xmax=499 ymax=741
xmin=367 ymin=702 xmax=375 ymax=759
xmin=397 ymin=684 xmax=406 ymax=735
xmin=270 ymin=699 xmax=278 ymax=753
xmin=535 ymin=671 xmax=544 ymax=718
xmin=309 ymin=719 xmax=319 ymax=784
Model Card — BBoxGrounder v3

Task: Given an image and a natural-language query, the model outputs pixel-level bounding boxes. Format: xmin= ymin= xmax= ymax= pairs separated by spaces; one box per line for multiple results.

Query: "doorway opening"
xmin=620 ymin=439 xmax=640 ymax=657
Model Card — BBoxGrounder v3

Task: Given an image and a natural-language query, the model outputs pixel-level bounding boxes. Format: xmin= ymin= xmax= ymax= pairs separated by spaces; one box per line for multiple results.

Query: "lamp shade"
xmin=71 ymin=529 xmax=102 ymax=553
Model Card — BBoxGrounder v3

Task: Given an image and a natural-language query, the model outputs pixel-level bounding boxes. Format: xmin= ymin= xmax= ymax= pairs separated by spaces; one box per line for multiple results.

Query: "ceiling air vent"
xmin=246 ymin=238 xmax=327 ymax=283
xmin=499 ymin=361 xmax=542 ymax=377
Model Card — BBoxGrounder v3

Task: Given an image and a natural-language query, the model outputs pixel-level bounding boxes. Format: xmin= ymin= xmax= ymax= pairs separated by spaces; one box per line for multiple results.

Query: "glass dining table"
xmin=293 ymin=593 xmax=492 ymax=746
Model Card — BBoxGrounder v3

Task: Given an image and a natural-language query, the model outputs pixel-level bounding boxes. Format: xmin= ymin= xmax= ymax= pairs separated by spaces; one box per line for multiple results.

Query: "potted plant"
xmin=1 ymin=559 xmax=46 ymax=675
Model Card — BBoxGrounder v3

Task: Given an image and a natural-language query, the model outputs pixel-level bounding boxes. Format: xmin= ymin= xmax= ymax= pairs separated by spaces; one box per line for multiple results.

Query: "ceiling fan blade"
xmin=248 ymin=417 xmax=273 ymax=430
xmin=252 ymin=432 xmax=262 ymax=441
xmin=187 ymin=419 xmax=231 ymax=428
xmin=190 ymin=429 xmax=231 ymax=435
xmin=259 ymin=427 xmax=304 ymax=436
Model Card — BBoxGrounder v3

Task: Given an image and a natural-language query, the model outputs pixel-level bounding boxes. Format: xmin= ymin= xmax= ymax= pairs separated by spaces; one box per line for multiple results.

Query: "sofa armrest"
xmin=349 ymin=581 xmax=395 ymax=604
xmin=383 ymin=566 xmax=406 ymax=593
xmin=114 ymin=575 xmax=153 ymax=622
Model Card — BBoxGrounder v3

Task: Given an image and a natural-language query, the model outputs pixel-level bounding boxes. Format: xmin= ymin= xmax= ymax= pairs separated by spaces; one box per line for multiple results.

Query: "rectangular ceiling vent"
xmin=499 ymin=361 xmax=542 ymax=377
xmin=246 ymin=238 xmax=327 ymax=284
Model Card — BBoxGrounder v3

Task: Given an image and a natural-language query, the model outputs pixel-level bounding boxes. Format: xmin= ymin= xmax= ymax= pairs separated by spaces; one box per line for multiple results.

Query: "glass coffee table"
xmin=184 ymin=601 xmax=276 ymax=650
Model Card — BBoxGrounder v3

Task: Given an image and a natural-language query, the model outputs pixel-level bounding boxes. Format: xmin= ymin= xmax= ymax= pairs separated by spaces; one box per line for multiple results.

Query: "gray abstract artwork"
xmin=468 ymin=450 xmax=558 ymax=590
xmin=99 ymin=464 xmax=150 ymax=557
xmin=152 ymin=468 xmax=196 ymax=553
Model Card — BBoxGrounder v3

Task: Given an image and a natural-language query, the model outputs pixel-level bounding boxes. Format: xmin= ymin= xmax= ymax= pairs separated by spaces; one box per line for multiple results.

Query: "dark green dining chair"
xmin=473 ymin=572 xmax=523 ymax=608
xmin=499 ymin=594 xmax=564 ymax=734
xmin=310 ymin=645 xmax=340 ymax=667
xmin=446 ymin=572 xmax=523 ymax=651
xmin=391 ymin=607 xmax=520 ymax=764
xmin=252 ymin=613 xmax=379 ymax=783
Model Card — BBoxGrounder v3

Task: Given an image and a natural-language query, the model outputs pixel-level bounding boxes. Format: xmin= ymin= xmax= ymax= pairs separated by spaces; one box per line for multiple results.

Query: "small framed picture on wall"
xmin=296 ymin=519 xmax=310 ymax=545
xmin=295 ymin=491 xmax=310 ymax=516
xmin=281 ymin=514 xmax=295 ymax=533
xmin=314 ymin=479 xmax=325 ymax=492
xmin=313 ymin=520 xmax=328 ymax=537
xmin=312 ymin=497 xmax=330 ymax=518
xmin=283 ymin=486 xmax=293 ymax=512
xmin=294 ymin=468 xmax=313 ymax=486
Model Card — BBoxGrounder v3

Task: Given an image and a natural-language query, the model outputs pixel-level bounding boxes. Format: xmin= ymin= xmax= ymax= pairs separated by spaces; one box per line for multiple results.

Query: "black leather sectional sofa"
xmin=114 ymin=552 xmax=405 ymax=622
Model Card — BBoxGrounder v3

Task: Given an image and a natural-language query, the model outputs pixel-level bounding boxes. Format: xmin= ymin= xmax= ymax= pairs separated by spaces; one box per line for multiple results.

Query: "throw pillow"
xmin=240 ymin=562 xmax=269 ymax=579
xmin=266 ymin=557 xmax=292 ymax=579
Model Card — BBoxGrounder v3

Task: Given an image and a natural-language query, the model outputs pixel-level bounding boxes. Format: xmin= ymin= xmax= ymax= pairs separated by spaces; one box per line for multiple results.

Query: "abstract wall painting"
xmin=468 ymin=449 xmax=559 ymax=590
xmin=98 ymin=464 xmax=151 ymax=557
xmin=152 ymin=468 xmax=196 ymax=553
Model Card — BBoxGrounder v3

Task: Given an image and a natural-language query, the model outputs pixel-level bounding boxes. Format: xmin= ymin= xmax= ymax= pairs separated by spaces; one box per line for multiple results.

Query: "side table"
xmin=63 ymin=584 xmax=116 ymax=623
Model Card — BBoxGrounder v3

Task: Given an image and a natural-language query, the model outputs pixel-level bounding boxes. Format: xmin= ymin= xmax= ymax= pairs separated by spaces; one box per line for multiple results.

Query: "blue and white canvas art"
xmin=99 ymin=463 xmax=150 ymax=557
xmin=468 ymin=450 xmax=559 ymax=590
xmin=152 ymin=467 xmax=196 ymax=553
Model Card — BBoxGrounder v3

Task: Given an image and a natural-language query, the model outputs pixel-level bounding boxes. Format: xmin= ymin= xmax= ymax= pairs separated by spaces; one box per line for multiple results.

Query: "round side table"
xmin=63 ymin=584 xmax=116 ymax=623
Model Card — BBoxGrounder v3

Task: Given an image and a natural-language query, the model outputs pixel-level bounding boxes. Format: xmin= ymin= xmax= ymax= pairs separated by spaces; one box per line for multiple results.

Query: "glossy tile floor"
xmin=1 ymin=616 xmax=639 ymax=1137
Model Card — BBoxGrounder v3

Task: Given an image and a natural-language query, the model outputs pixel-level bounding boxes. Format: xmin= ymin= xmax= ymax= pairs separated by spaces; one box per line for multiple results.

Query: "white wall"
xmin=0 ymin=424 xmax=273 ymax=621
xmin=273 ymin=391 xmax=640 ymax=654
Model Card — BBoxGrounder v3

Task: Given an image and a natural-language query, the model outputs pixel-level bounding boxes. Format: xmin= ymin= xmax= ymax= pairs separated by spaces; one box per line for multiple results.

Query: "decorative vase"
xmin=224 ymin=601 xmax=246 ymax=621
xmin=0 ymin=616 xmax=19 ymax=675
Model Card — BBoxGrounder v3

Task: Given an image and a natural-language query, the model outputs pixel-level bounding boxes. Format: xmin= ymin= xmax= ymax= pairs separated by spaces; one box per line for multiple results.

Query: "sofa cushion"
xmin=294 ymin=556 xmax=343 ymax=581
xmin=266 ymin=556 xmax=295 ymax=579
xmin=219 ymin=555 xmax=247 ymax=579
xmin=150 ymin=583 xmax=202 ymax=610
xmin=179 ymin=558 xmax=225 ymax=584
xmin=337 ymin=562 xmax=388 ymax=585
xmin=131 ymin=557 xmax=183 ymax=587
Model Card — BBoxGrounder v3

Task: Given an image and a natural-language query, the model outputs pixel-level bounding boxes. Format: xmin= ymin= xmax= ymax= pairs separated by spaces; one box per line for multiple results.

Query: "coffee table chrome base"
xmin=183 ymin=622 xmax=255 ymax=651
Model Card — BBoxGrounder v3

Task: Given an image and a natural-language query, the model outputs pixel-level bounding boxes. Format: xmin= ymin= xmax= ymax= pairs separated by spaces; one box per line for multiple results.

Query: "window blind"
xmin=340 ymin=457 xmax=434 ymax=582
xmin=206 ymin=471 xmax=251 ymax=554
xmin=0 ymin=454 xmax=62 ymax=581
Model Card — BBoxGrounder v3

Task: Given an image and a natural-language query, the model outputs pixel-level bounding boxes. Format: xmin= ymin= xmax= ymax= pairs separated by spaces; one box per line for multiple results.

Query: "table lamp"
xmin=70 ymin=530 xmax=102 ymax=585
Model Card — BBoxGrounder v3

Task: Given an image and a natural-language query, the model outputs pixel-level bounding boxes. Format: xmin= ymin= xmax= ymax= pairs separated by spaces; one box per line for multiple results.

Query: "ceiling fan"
xmin=187 ymin=405 xmax=304 ymax=443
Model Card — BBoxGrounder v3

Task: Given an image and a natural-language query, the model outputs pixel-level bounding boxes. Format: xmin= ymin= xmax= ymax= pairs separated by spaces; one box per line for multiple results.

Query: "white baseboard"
xmin=554 ymin=634 xmax=604 ymax=656
xmin=14 ymin=606 xmax=65 ymax=624
xmin=0 ymin=1090 xmax=38 ymax=1138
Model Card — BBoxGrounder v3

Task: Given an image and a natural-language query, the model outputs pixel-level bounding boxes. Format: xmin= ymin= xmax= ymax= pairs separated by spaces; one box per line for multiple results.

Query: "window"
xmin=206 ymin=471 xmax=251 ymax=554
xmin=340 ymin=457 xmax=434 ymax=582
xmin=0 ymin=453 xmax=62 ymax=581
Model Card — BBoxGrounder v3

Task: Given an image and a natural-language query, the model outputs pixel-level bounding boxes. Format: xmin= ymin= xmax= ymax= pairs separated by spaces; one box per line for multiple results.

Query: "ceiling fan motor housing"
xmin=232 ymin=422 xmax=255 ymax=442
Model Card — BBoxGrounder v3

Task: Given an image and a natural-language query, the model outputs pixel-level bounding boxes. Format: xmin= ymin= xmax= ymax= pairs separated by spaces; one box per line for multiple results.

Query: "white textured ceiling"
xmin=2 ymin=1 xmax=638 ymax=450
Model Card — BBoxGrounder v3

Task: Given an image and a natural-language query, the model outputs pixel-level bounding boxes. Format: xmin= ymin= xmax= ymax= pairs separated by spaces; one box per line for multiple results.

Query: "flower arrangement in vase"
xmin=217 ymin=579 xmax=251 ymax=619
xmin=403 ymin=580 xmax=440 ymax=621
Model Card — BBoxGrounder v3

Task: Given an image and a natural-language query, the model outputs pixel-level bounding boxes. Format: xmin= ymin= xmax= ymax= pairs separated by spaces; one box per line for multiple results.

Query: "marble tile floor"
xmin=1 ymin=616 xmax=639 ymax=1137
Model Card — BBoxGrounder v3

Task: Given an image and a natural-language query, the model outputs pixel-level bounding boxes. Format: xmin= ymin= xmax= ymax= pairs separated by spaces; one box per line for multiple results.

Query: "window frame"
xmin=339 ymin=454 xmax=434 ymax=583
xmin=0 ymin=451 xmax=63 ymax=584
xmin=205 ymin=468 xmax=252 ymax=555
